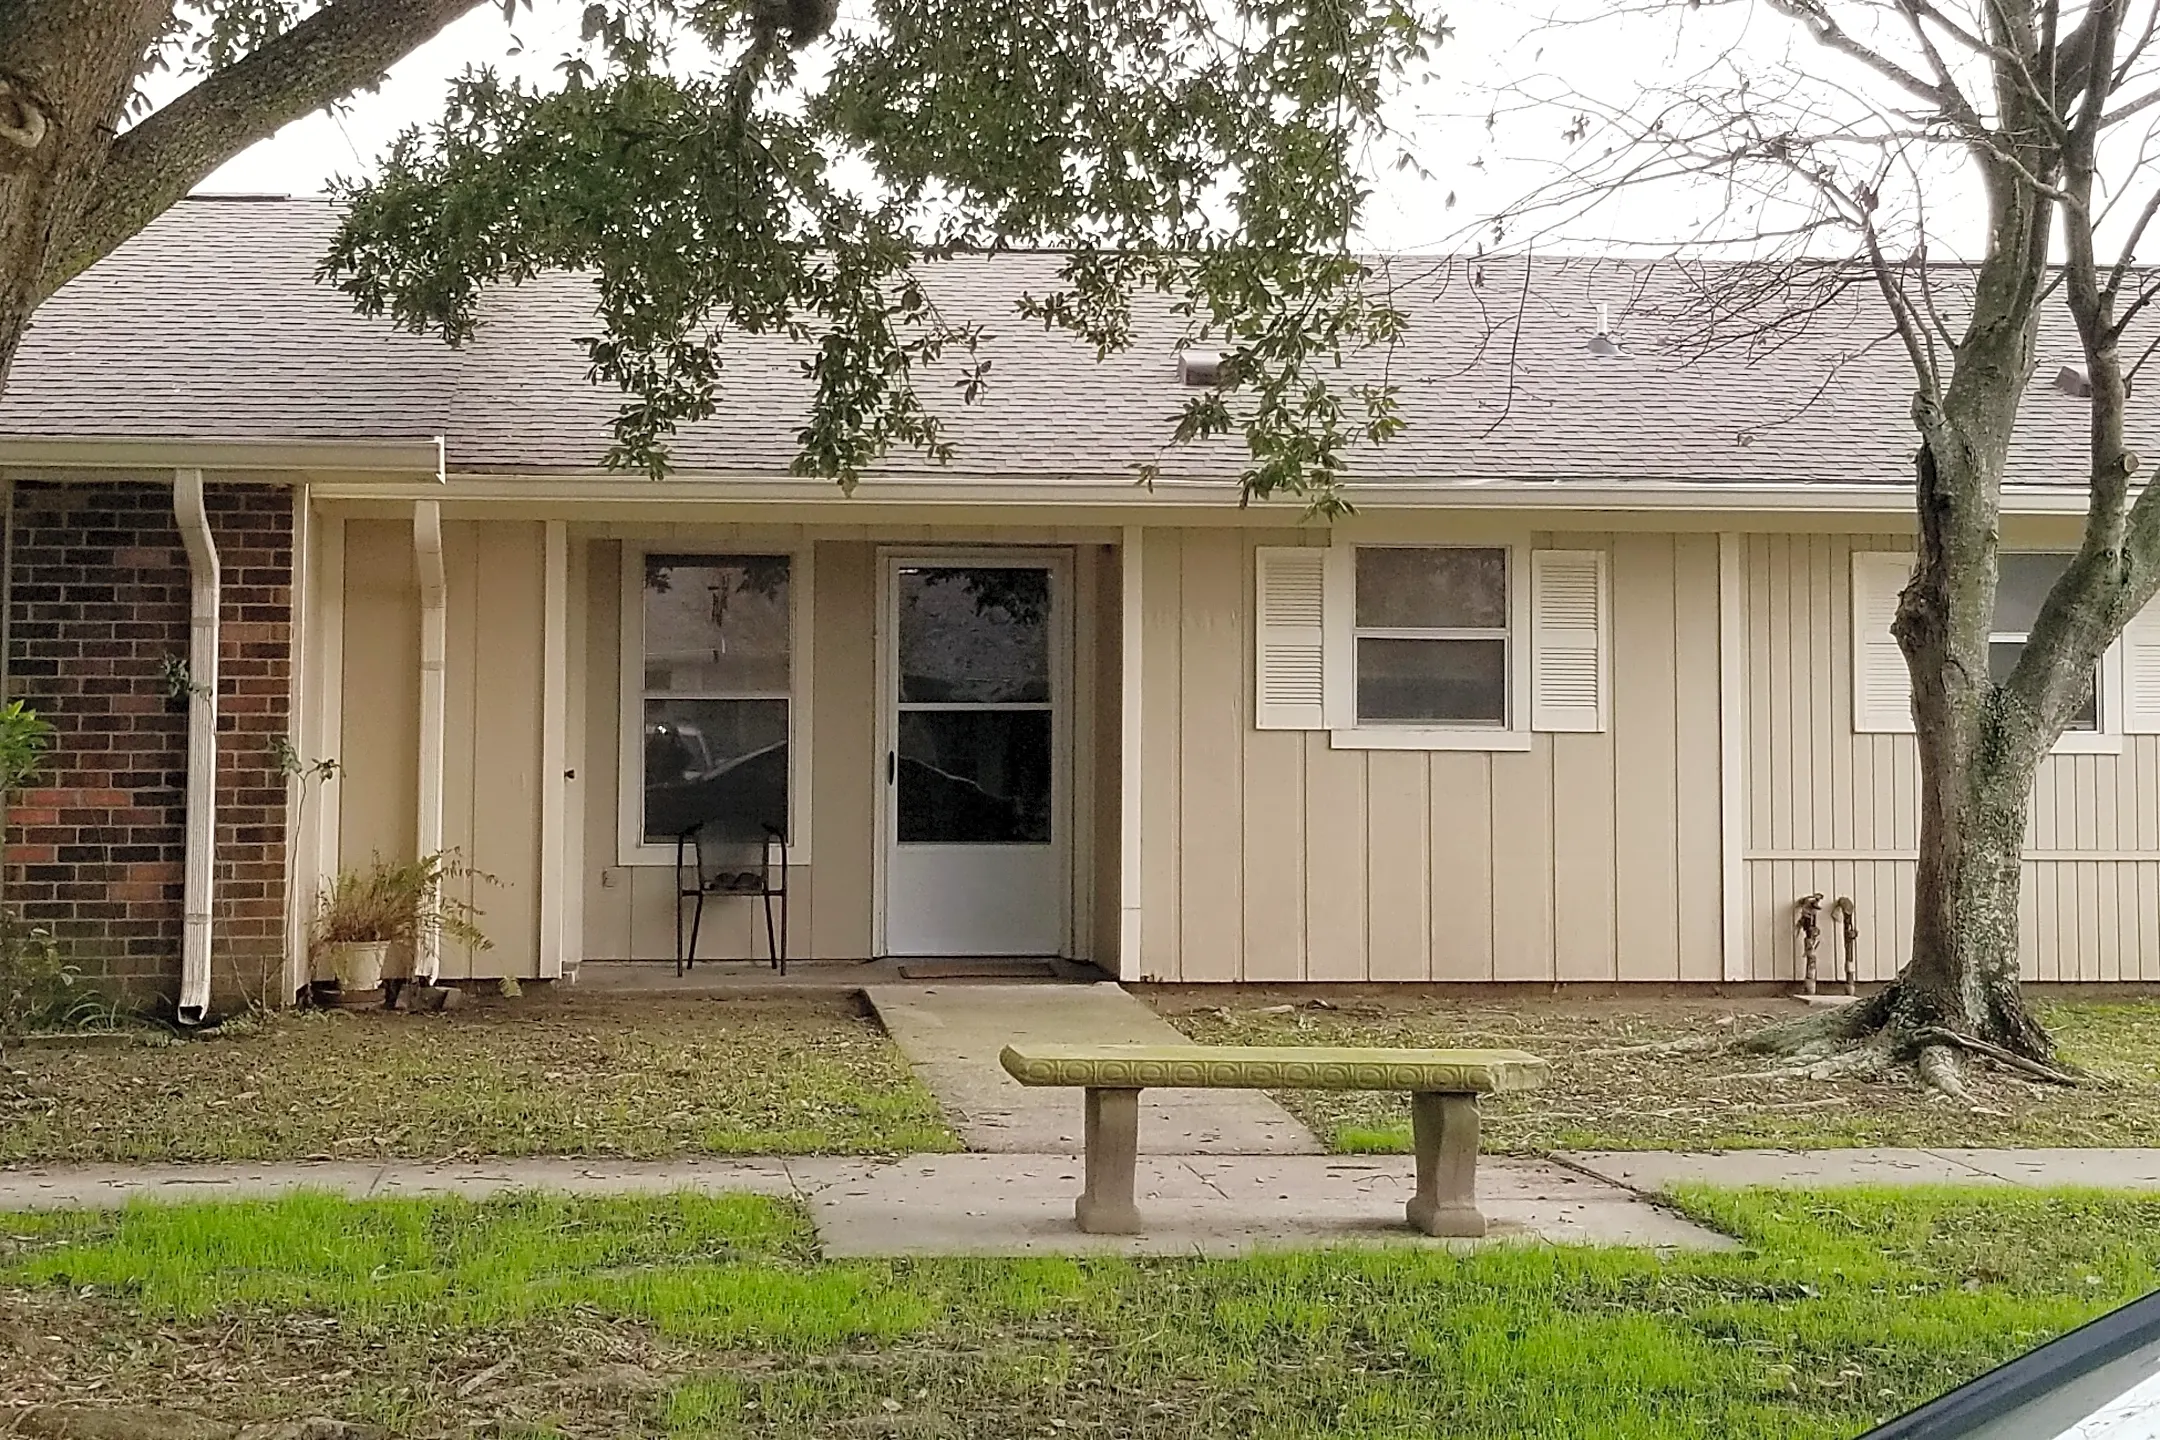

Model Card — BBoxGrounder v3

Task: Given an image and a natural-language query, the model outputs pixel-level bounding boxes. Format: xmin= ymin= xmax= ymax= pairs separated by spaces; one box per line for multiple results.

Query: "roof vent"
xmin=1586 ymin=302 xmax=1622 ymax=358
xmin=1178 ymin=351 xmax=1223 ymax=387
xmin=2054 ymin=364 xmax=2094 ymax=398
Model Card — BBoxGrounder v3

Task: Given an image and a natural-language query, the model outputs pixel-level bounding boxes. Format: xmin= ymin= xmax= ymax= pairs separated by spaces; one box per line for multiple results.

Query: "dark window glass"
xmin=1988 ymin=642 xmax=2098 ymax=731
xmin=1356 ymin=547 xmax=1507 ymax=629
xmin=1356 ymin=637 xmax=1508 ymax=724
xmin=898 ymin=567 xmax=1051 ymax=703
xmin=642 ymin=697 xmax=789 ymax=843
xmin=897 ymin=710 xmax=1053 ymax=844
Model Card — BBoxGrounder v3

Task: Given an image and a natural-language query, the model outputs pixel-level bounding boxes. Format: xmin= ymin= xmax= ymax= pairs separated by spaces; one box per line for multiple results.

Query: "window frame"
xmin=1324 ymin=535 xmax=1535 ymax=752
xmin=1995 ymin=549 xmax=2122 ymax=756
xmin=617 ymin=543 xmax=816 ymax=867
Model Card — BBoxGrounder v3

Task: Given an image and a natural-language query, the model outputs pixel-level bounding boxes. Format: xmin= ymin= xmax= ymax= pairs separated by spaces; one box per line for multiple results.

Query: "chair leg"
xmin=687 ymin=891 xmax=705 ymax=973
xmin=763 ymin=890 xmax=780 ymax=973
xmin=778 ymin=889 xmax=787 ymax=977
xmin=674 ymin=892 xmax=687 ymax=978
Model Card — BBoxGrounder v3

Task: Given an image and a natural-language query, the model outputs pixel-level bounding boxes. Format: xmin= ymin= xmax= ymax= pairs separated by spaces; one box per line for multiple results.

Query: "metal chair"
xmin=674 ymin=821 xmax=787 ymax=976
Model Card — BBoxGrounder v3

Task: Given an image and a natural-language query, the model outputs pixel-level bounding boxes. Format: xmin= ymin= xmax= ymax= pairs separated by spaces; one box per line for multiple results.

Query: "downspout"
xmin=175 ymin=469 xmax=219 ymax=1024
xmin=414 ymin=501 xmax=446 ymax=983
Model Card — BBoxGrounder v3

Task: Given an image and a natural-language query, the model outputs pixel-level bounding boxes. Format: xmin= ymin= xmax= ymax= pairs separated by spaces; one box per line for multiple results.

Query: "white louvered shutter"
xmin=1255 ymin=547 xmax=1328 ymax=729
xmin=2123 ymin=593 xmax=2160 ymax=732
xmin=1851 ymin=552 xmax=1916 ymax=734
xmin=1530 ymin=550 xmax=1608 ymax=732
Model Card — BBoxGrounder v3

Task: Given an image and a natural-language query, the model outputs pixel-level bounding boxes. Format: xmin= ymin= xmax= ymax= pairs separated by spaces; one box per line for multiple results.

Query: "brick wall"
xmin=3 ymin=480 xmax=294 ymax=1008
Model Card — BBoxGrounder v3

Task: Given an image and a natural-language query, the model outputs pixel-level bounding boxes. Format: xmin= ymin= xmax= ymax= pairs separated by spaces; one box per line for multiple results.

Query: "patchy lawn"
xmin=0 ymin=994 xmax=958 ymax=1164
xmin=0 ymin=1186 xmax=2149 ymax=1438
xmin=1162 ymin=994 xmax=2160 ymax=1153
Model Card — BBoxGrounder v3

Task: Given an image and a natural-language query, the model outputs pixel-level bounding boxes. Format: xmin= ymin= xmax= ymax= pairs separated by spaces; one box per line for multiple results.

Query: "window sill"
xmin=1328 ymin=727 xmax=1533 ymax=753
xmin=2048 ymin=730 xmax=2124 ymax=756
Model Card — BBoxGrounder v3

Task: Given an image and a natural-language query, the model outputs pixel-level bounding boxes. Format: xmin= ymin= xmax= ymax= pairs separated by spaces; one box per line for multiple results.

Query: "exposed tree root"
xmin=1722 ymin=982 xmax=2076 ymax=1104
xmin=1915 ymin=1044 xmax=1970 ymax=1102
xmin=1912 ymin=1026 xmax=2081 ymax=1088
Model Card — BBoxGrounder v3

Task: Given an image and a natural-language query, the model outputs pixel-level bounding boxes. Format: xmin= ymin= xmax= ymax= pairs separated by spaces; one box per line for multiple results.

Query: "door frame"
xmin=872 ymin=546 xmax=1079 ymax=958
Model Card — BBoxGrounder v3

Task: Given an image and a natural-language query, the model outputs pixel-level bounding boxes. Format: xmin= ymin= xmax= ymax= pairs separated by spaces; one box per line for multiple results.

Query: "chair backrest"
xmin=678 ymin=819 xmax=786 ymax=888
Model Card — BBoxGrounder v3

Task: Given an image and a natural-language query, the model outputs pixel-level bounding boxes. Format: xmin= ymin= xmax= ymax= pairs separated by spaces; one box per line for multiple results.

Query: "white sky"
xmin=197 ymin=0 xmax=2001 ymax=257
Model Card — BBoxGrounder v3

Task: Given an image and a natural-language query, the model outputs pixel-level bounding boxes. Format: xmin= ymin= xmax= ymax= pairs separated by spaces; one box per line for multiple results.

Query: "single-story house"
xmin=3 ymin=196 xmax=2157 ymax=1014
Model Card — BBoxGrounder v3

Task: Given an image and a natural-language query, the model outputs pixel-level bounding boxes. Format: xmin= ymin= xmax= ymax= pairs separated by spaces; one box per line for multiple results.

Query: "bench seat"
xmin=1000 ymin=1042 xmax=1549 ymax=1239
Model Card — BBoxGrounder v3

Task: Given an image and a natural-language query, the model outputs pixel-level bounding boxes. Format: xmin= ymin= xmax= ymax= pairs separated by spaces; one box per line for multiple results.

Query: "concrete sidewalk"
xmin=4 ymin=1145 xmax=2149 ymax=1257
xmin=864 ymin=983 xmax=1318 ymax=1155
xmin=1561 ymin=1147 xmax=2160 ymax=1192
xmin=0 ymin=1153 xmax=1727 ymax=1256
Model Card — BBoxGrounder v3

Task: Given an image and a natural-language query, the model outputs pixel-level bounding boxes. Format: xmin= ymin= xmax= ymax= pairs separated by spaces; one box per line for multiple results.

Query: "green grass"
xmin=0 ymin=994 xmax=959 ymax=1162
xmin=1166 ymin=996 xmax=2160 ymax=1153
xmin=0 ymin=1186 xmax=2152 ymax=1437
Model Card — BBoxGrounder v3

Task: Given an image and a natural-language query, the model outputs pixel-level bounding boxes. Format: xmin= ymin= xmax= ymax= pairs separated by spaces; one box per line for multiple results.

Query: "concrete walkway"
xmin=864 ymin=983 xmax=1318 ymax=1155
xmin=1561 ymin=1147 xmax=2160 ymax=1192
xmin=0 ymin=1153 xmax=1724 ymax=1256
xmin=3 ymin=1147 xmax=2147 ymax=1257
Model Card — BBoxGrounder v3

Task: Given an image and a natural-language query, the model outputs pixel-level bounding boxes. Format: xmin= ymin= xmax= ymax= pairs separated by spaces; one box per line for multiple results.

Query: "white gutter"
xmin=173 ymin=469 xmax=219 ymax=1024
xmin=0 ymin=435 xmax=445 ymax=476
xmin=414 ymin=500 xmax=447 ymax=984
xmin=302 ymin=472 xmax=2123 ymax=517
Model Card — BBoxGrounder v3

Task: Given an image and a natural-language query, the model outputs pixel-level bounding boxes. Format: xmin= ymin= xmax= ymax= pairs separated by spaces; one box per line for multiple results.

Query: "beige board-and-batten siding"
xmin=335 ymin=517 xmax=545 ymax=980
xmin=1134 ymin=526 xmax=1726 ymax=984
xmin=1744 ymin=532 xmax=2160 ymax=984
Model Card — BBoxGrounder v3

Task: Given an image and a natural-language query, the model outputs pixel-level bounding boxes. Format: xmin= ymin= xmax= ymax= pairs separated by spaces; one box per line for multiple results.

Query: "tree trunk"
xmin=1900 ymin=728 xmax=2053 ymax=1060
xmin=0 ymin=0 xmax=172 ymax=392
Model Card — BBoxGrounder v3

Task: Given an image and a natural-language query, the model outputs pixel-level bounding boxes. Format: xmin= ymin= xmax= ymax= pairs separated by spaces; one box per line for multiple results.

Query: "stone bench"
xmin=998 ymin=1043 xmax=1549 ymax=1237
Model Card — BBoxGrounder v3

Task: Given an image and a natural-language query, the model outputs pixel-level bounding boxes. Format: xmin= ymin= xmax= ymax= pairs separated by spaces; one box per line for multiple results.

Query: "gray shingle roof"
xmin=0 ymin=194 xmax=2137 ymax=486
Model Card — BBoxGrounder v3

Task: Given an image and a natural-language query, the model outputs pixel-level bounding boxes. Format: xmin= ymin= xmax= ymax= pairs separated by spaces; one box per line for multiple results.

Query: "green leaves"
xmin=323 ymin=0 xmax=1450 ymax=510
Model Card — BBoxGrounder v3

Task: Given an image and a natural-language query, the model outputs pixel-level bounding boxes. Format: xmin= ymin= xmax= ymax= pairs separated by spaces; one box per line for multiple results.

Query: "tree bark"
xmin=0 ymin=0 xmax=172 ymax=388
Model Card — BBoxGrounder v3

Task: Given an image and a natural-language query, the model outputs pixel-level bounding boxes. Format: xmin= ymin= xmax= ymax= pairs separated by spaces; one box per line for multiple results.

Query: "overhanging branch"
xmin=42 ymin=0 xmax=483 ymax=298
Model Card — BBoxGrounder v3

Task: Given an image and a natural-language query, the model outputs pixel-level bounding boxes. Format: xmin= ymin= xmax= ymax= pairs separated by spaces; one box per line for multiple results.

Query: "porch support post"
xmin=414 ymin=501 xmax=446 ymax=983
xmin=1718 ymin=532 xmax=1747 ymax=982
xmin=538 ymin=520 xmax=568 ymax=979
xmin=1118 ymin=525 xmax=1144 ymax=980
xmin=280 ymin=484 xmax=312 ymax=1003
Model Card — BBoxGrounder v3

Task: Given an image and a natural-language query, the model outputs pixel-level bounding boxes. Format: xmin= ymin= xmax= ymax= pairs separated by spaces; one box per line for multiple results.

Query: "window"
xmin=1253 ymin=538 xmax=1606 ymax=747
xmin=1991 ymin=553 xmax=2097 ymax=731
xmin=1353 ymin=546 xmax=1510 ymax=726
xmin=637 ymin=554 xmax=793 ymax=847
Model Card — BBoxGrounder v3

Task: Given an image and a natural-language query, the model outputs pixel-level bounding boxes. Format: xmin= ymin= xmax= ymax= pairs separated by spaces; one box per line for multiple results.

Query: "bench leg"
xmin=1074 ymin=1087 xmax=1143 ymax=1234
xmin=1405 ymin=1091 xmax=1486 ymax=1238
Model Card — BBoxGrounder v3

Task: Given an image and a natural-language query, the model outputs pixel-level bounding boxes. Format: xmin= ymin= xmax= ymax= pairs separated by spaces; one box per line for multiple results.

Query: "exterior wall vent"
xmin=1178 ymin=351 xmax=1223 ymax=387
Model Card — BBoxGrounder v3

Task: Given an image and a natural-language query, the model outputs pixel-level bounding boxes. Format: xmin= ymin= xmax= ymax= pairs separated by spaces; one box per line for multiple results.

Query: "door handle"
xmin=887 ymin=751 xmax=896 ymax=784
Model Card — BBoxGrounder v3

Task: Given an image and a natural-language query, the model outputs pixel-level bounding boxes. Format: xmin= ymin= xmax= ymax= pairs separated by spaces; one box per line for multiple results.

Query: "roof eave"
xmin=0 ymin=434 xmax=447 ymax=479
xmin=307 ymin=468 xmax=2100 ymax=517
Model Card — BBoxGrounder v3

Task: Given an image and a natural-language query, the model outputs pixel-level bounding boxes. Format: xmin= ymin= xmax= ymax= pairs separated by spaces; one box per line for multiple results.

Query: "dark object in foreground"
xmin=1858 ymin=1287 xmax=2160 ymax=1439
xmin=998 ymin=1044 xmax=1547 ymax=1237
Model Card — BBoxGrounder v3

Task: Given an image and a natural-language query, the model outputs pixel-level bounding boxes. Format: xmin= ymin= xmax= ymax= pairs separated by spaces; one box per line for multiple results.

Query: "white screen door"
xmin=880 ymin=553 xmax=1069 ymax=956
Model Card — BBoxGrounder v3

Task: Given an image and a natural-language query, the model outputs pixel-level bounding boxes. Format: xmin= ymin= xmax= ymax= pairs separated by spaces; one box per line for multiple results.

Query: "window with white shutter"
xmin=1254 ymin=547 xmax=1328 ymax=729
xmin=1851 ymin=551 xmax=1916 ymax=734
xmin=1852 ymin=549 xmax=2124 ymax=744
xmin=2123 ymin=593 xmax=2160 ymax=733
xmin=1529 ymin=550 xmax=1609 ymax=732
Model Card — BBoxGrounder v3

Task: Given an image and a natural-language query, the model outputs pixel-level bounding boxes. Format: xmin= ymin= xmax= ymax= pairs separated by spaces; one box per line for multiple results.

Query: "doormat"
xmin=896 ymin=959 xmax=1059 ymax=980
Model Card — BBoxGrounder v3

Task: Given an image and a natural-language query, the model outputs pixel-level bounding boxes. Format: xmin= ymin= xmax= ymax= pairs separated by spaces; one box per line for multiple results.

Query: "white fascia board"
xmin=304 ymin=469 xmax=2108 ymax=517
xmin=0 ymin=435 xmax=446 ymax=478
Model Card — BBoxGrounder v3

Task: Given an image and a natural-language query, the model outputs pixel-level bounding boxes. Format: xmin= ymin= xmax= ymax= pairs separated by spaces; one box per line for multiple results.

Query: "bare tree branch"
xmin=44 ymin=0 xmax=483 ymax=298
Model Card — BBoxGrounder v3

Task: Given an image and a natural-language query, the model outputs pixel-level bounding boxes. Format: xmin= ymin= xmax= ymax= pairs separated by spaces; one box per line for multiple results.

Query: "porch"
xmin=301 ymin=515 xmax=1133 ymax=989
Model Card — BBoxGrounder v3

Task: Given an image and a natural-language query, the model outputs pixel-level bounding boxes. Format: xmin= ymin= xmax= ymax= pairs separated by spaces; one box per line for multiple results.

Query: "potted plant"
xmin=311 ymin=851 xmax=492 ymax=995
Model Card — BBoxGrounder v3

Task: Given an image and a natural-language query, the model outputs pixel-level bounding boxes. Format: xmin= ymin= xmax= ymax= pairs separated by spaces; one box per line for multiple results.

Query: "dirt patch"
xmin=0 ymin=993 xmax=958 ymax=1164
xmin=1157 ymin=992 xmax=2160 ymax=1151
